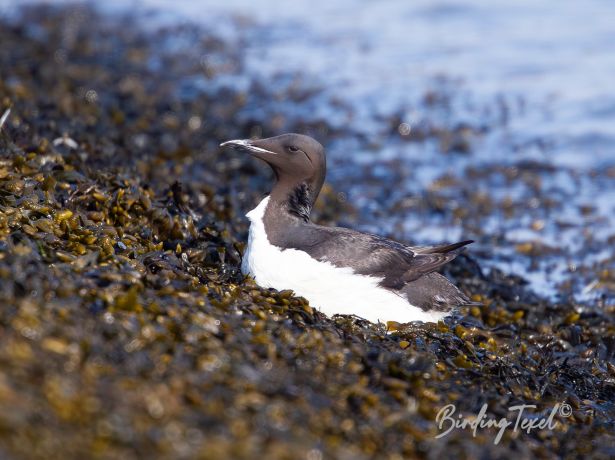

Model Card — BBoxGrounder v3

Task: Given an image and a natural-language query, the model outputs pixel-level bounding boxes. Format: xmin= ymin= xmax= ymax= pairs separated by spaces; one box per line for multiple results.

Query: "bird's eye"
xmin=288 ymin=145 xmax=299 ymax=153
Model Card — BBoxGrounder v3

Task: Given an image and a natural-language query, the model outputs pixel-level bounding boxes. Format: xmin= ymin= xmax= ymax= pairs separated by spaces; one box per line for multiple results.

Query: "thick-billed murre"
xmin=221 ymin=134 xmax=474 ymax=323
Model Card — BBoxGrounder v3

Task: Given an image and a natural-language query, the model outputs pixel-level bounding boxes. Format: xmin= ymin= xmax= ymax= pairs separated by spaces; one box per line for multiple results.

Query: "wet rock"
xmin=0 ymin=4 xmax=613 ymax=460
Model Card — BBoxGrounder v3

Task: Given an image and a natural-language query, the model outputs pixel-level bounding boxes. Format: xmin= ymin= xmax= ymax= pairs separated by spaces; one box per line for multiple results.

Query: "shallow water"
xmin=2 ymin=0 xmax=614 ymax=302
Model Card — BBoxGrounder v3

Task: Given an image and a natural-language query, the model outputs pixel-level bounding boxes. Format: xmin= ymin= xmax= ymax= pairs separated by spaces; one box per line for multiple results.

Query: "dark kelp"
xmin=0 ymin=5 xmax=614 ymax=460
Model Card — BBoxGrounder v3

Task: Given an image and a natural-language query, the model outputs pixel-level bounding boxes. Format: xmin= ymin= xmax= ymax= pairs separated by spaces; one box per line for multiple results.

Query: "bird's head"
xmin=221 ymin=133 xmax=327 ymax=220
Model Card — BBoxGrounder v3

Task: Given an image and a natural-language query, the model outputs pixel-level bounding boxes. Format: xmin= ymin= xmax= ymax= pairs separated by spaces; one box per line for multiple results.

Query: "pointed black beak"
xmin=220 ymin=139 xmax=277 ymax=162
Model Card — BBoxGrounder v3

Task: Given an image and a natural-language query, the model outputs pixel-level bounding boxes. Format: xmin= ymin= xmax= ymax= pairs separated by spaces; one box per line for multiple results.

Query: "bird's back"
xmin=265 ymin=219 xmax=472 ymax=314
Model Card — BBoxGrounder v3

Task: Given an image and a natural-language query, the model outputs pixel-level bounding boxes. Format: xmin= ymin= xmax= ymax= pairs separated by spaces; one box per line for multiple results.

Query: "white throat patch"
xmin=242 ymin=196 xmax=446 ymax=324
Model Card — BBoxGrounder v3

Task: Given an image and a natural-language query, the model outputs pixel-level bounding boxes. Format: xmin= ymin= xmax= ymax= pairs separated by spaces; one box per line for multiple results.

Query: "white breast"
xmin=242 ymin=197 xmax=446 ymax=324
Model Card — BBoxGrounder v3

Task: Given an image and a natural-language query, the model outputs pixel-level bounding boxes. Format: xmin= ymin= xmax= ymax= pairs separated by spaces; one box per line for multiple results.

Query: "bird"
xmin=220 ymin=133 xmax=474 ymax=323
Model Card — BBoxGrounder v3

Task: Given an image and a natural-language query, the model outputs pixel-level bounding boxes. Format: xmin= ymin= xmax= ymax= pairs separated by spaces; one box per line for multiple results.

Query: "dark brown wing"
xmin=411 ymin=240 xmax=474 ymax=254
xmin=278 ymin=223 xmax=470 ymax=290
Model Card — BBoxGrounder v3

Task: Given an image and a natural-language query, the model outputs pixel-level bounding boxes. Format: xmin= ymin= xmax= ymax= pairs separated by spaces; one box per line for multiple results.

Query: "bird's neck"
xmin=268 ymin=180 xmax=318 ymax=223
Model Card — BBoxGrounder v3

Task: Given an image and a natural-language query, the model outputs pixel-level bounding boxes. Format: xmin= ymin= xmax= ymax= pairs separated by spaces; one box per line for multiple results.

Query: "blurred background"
xmin=1 ymin=2 xmax=615 ymax=459
xmin=2 ymin=0 xmax=614 ymax=301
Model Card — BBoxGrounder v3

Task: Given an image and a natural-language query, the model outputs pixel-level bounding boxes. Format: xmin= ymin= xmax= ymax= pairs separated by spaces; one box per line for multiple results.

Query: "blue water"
xmin=138 ymin=0 xmax=615 ymax=164
xmin=2 ymin=0 xmax=614 ymax=301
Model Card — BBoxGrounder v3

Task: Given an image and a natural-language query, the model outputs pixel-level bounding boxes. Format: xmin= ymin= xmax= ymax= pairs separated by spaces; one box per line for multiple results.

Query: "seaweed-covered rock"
xmin=0 ymin=5 xmax=613 ymax=460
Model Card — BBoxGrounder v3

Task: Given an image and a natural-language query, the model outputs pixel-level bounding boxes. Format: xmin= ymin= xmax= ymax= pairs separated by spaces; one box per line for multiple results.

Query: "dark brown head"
xmin=221 ymin=133 xmax=326 ymax=221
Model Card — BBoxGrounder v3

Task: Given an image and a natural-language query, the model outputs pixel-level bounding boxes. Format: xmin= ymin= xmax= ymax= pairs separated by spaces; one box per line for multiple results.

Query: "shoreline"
xmin=0 ymin=4 xmax=614 ymax=459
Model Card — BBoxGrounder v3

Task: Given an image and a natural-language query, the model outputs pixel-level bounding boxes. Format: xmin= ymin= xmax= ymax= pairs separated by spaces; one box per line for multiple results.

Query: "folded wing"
xmin=283 ymin=224 xmax=471 ymax=291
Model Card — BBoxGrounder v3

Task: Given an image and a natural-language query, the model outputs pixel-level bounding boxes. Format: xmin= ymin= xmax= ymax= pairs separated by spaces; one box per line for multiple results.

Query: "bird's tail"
xmin=413 ymin=240 xmax=474 ymax=255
